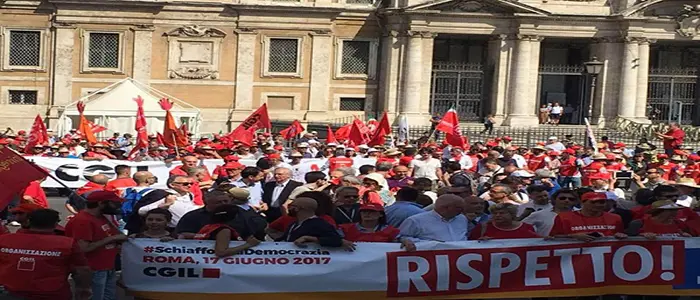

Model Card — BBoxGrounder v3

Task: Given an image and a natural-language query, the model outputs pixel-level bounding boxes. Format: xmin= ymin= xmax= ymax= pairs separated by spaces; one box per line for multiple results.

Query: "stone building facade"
xmin=0 ymin=0 xmax=699 ymax=133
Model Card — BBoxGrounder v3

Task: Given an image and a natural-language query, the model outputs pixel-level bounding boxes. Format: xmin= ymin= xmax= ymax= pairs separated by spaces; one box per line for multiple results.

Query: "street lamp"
xmin=584 ymin=56 xmax=604 ymax=125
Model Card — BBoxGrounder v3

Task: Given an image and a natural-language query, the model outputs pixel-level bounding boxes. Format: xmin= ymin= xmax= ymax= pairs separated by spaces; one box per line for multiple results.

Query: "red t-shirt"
xmin=469 ymin=222 xmax=540 ymax=240
xmin=559 ymin=157 xmax=581 ymax=177
xmin=104 ymin=177 xmax=137 ymax=192
xmin=76 ymin=182 xmax=105 ymax=196
xmin=269 ymin=214 xmax=337 ymax=232
xmin=632 ymin=205 xmax=698 ymax=223
xmin=191 ymin=181 xmax=204 ymax=206
xmin=328 ymin=157 xmax=353 ymax=172
xmin=339 ymin=223 xmax=399 ymax=242
xmin=638 ymin=216 xmax=688 ymax=237
xmin=64 ymin=211 xmax=121 ymax=271
xmin=581 ymin=162 xmax=607 ymax=186
xmin=194 ymin=224 xmax=240 ymax=241
xmin=22 ymin=181 xmax=48 ymax=208
xmin=663 ymin=128 xmax=685 ymax=150
xmin=527 ymin=154 xmax=547 ymax=171
xmin=550 ymin=211 xmax=623 ymax=237
xmin=0 ymin=232 xmax=87 ymax=300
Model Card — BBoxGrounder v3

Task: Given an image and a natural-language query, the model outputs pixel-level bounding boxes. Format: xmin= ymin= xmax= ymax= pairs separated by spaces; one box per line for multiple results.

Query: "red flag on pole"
xmin=348 ymin=118 xmax=371 ymax=145
xmin=87 ymin=120 xmax=107 ymax=134
xmin=231 ymin=104 xmax=271 ymax=133
xmin=279 ymin=120 xmax=305 ymax=141
xmin=158 ymin=98 xmax=189 ymax=148
xmin=24 ymin=115 xmax=48 ymax=154
xmin=326 ymin=125 xmax=337 ymax=143
xmin=230 ymin=125 xmax=256 ymax=147
xmin=128 ymin=96 xmax=149 ymax=159
xmin=76 ymin=101 xmax=97 ymax=144
xmin=435 ymin=109 xmax=465 ymax=148
xmin=0 ymin=146 xmax=47 ymax=210
xmin=335 ymin=124 xmax=351 ymax=141
xmin=367 ymin=112 xmax=391 ymax=147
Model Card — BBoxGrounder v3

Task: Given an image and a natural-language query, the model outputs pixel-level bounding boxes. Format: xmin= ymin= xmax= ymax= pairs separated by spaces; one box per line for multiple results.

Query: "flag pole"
xmin=172 ymin=132 xmax=180 ymax=158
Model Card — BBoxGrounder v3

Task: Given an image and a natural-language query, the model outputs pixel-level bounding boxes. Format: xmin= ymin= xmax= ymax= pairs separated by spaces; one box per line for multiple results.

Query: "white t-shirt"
xmin=411 ymin=158 xmax=442 ymax=180
xmin=551 ymin=106 xmax=563 ymax=114
xmin=546 ymin=142 xmax=566 ymax=152
xmin=522 ymin=209 xmax=558 ymax=236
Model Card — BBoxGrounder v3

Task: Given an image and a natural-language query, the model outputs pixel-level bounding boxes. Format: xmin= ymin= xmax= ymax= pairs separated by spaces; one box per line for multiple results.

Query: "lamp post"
xmin=583 ymin=56 xmax=604 ymax=125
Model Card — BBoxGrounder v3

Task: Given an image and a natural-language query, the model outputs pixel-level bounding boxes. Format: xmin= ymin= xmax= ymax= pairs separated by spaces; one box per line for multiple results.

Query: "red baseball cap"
xmin=223 ymin=155 xmax=240 ymax=162
xmin=580 ymin=192 xmax=607 ymax=202
xmin=399 ymin=156 xmax=413 ymax=166
xmin=359 ymin=203 xmax=384 ymax=212
xmin=563 ymin=148 xmax=576 ymax=155
xmin=223 ymin=162 xmax=244 ymax=170
xmin=503 ymin=136 xmax=512 ymax=141
xmin=690 ymin=154 xmax=700 ymax=161
xmin=267 ymin=153 xmax=281 ymax=159
xmin=657 ymin=154 xmax=669 ymax=159
xmin=86 ymin=190 xmax=122 ymax=203
xmin=614 ymin=142 xmax=626 ymax=148
xmin=9 ymin=203 xmax=44 ymax=214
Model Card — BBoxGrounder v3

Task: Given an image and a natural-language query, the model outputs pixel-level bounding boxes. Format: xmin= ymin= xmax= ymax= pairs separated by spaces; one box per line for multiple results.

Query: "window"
xmin=9 ymin=90 xmax=37 ymax=105
xmin=346 ymin=0 xmax=374 ymax=4
xmin=88 ymin=33 xmax=120 ymax=69
xmin=267 ymin=38 xmax=299 ymax=74
xmin=9 ymin=31 xmax=40 ymax=67
xmin=339 ymin=97 xmax=366 ymax=111
xmin=341 ymin=41 xmax=370 ymax=75
xmin=267 ymin=96 xmax=295 ymax=110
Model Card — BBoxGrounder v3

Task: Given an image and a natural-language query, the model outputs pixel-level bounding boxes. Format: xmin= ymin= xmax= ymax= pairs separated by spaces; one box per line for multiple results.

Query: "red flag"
xmin=0 ymin=146 xmax=47 ymax=210
xmin=335 ymin=124 xmax=351 ymax=141
xmin=128 ymin=96 xmax=148 ymax=159
xmin=348 ymin=118 xmax=371 ymax=145
xmin=158 ymin=98 xmax=189 ymax=148
xmin=231 ymin=104 xmax=271 ymax=133
xmin=367 ymin=112 xmax=391 ymax=147
xmin=436 ymin=109 xmax=465 ymax=148
xmin=230 ymin=125 xmax=256 ymax=147
xmin=24 ymin=115 xmax=48 ymax=154
xmin=278 ymin=120 xmax=305 ymax=140
xmin=326 ymin=125 xmax=337 ymax=143
xmin=87 ymin=120 xmax=107 ymax=134
xmin=76 ymin=101 xmax=97 ymax=144
xmin=156 ymin=133 xmax=165 ymax=145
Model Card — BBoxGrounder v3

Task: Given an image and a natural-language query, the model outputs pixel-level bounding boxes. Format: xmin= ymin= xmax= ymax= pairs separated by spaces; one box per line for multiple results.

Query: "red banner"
xmin=386 ymin=240 xmax=684 ymax=297
xmin=0 ymin=146 xmax=47 ymax=209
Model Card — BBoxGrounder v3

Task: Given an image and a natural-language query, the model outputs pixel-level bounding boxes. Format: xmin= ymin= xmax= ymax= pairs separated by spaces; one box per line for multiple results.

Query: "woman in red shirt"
xmin=195 ymin=204 xmax=261 ymax=257
xmin=470 ymin=203 xmax=539 ymax=240
xmin=339 ymin=204 xmax=399 ymax=242
xmin=626 ymin=200 xmax=693 ymax=238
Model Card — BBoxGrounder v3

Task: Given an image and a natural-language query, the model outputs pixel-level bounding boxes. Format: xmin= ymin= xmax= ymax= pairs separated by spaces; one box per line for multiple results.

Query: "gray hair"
xmin=490 ymin=183 xmax=513 ymax=195
xmin=488 ymin=203 xmax=519 ymax=218
xmin=341 ymin=175 xmax=361 ymax=185
xmin=186 ymin=166 xmax=207 ymax=177
xmin=334 ymin=186 xmax=359 ymax=197
xmin=376 ymin=162 xmax=394 ymax=172
xmin=335 ymin=167 xmax=355 ymax=177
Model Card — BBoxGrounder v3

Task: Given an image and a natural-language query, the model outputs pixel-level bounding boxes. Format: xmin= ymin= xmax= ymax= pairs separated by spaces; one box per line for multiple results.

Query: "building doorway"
xmin=537 ymin=41 xmax=590 ymax=125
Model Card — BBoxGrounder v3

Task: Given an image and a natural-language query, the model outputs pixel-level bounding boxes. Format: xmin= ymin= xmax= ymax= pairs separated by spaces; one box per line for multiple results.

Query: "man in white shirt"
xmin=399 ymin=194 xmax=468 ymax=251
xmin=522 ymin=189 xmax=578 ymax=236
xmin=138 ymin=175 xmax=200 ymax=228
xmin=545 ymin=136 xmax=566 ymax=152
xmin=411 ymin=149 xmax=442 ymax=181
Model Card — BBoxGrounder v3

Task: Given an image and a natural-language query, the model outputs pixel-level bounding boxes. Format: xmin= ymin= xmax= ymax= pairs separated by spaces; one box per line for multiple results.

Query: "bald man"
xmin=399 ymin=194 xmax=468 ymax=251
xmin=279 ymin=197 xmax=345 ymax=248
xmin=65 ymin=174 xmax=110 ymax=215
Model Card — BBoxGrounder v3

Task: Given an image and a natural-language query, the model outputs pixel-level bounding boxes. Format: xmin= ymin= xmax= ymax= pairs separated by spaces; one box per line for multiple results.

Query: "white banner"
xmin=27 ymin=156 xmax=377 ymax=189
xmin=122 ymin=239 xmax=700 ymax=299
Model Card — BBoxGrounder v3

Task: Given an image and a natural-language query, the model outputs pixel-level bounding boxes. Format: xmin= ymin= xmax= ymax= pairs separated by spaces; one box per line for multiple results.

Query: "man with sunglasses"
xmin=137 ymin=175 xmax=200 ymax=229
xmin=549 ymin=192 xmax=626 ymax=242
xmin=523 ymin=189 xmax=578 ymax=236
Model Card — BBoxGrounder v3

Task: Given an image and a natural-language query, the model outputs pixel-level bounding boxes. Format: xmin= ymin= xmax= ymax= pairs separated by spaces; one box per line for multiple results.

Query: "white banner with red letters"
xmin=25 ymin=156 xmax=376 ymax=189
xmin=121 ymin=238 xmax=700 ymax=299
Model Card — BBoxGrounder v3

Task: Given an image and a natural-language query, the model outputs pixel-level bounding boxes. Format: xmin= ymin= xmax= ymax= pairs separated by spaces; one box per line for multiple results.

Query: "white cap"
xmin=311 ymin=131 xmax=318 ymax=135
xmin=512 ymin=170 xmax=536 ymax=178
xmin=358 ymin=144 xmax=369 ymax=149
xmin=46 ymin=128 xmax=54 ymax=132
xmin=548 ymin=136 xmax=558 ymax=140
xmin=327 ymin=143 xmax=337 ymax=147
xmin=337 ymin=144 xmax=345 ymax=149
xmin=308 ymin=139 xmax=318 ymax=144
xmin=368 ymin=148 xmax=379 ymax=153
xmin=297 ymin=142 xmax=309 ymax=148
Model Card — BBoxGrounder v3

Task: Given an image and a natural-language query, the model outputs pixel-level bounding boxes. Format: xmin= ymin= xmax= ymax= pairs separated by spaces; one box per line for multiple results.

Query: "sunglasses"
xmin=557 ymin=196 xmax=577 ymax=201
xmin=173 ymin=182 xmax=193 ymax=186
xmin=589 ymin=200 xmax=607 ymax=204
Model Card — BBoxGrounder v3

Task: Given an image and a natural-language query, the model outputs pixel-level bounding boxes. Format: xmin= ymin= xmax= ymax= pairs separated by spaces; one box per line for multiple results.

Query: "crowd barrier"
xmin=26 ymin=156 xmax=377 ymax=189
xmin=122 ymin=238 xmax=700 ymax=299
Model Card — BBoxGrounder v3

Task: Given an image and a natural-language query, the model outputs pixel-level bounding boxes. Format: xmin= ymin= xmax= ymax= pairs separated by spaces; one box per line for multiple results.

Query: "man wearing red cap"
xmin=651 ymin=154 xmax=675 ymax=181
xmin=0 ymin=209 xmax=92 ymax=300
xmin=65 ymin=190 xmax=127 ymax=300
xmin=549 ymin=192 xmax=625 ymax=241
xmin=581 ymin=153 xmax=608 ymax=187
xmin=558 ymin=148 xmax=584 ymax=188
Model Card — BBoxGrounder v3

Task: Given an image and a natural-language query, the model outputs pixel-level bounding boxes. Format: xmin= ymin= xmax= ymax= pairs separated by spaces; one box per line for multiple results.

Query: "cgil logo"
xmin=143 ymin=267 xmax=221 ymax=279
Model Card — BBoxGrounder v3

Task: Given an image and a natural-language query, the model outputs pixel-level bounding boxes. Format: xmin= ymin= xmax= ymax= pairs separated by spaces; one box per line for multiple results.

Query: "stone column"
xmin=597 ymin=37 xmax=624 ymax=123
xmin=529 ymin=36 xmax=543 ymax=107
xmin=617 ymin=37 xmax=640 ymax=119
xmin=419 ymin=32 xmax=436 ymax=115
xmin=306 ymin=30 xmax=333 ymax=120
xmin=52 ymin=24 xmax=75 ymax=107
xmin=635 ymin=38 xmax=652 ymax=123
xmin=400 ymin=31 xmax=424 ymax=124
xmin=131 ymin=25 xmax=154 ymax=84
xmin=503 ymin=35 xmax=539 ymax=127
xmin=487 ymin=34 xmax=513 ymax=125
xmin=233 ymin=28 xmax=257 ymax=112
xmin=378 ymin=30 xmax=401 ymax=118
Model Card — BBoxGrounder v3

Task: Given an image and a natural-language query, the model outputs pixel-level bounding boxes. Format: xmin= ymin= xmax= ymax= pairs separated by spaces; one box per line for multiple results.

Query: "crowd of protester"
xmin=0 ymin=122 xmax=697 ymax=300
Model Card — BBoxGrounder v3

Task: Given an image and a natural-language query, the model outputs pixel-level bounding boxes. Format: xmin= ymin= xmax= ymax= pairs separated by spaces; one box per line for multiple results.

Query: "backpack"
xmin=449 ymin=171 xmax=478 ymax=195
xmin=121 ymin=188 xmax=153 ymax=221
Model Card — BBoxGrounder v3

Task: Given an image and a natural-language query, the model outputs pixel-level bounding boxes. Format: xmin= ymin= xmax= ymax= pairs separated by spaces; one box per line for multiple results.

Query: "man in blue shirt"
xmin=385 ymin=187 xmax=423 ymax=228
xmin=399 ymin=194 xmax=468 ymax=251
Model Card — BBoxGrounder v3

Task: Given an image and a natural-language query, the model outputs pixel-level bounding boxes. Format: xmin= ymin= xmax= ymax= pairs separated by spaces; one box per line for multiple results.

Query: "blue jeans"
xmin=91 ymin=270 xmax=117 ymax=300
xmin=558 ymin=176 xmax=582 ymax=188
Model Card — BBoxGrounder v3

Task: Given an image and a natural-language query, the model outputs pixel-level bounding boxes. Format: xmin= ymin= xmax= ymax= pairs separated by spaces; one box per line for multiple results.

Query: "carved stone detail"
xmin=516 ymin=34 xmax=542 ymax=41
xmin=168 ymin=67 xmax=218 ymax=80
xmin=677 ymin=4 xmax=700 ymax=38
xmin=164 ymin=25 xmax=226 ymax=38
xmin=433 ymin=0 xmax=510 ymax=13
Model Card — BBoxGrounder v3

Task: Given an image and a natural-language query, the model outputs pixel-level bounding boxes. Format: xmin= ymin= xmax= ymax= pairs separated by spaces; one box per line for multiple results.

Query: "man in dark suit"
xmin=262 ymin=167 xmax=303 ymax=222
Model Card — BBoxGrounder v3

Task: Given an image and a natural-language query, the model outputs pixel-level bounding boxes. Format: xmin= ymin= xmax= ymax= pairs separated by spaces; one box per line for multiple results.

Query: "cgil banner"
xmin=25 ymin=156 xmax=377 ymax=189
xmin=122 ymin=238 xmax=700 ymax=300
